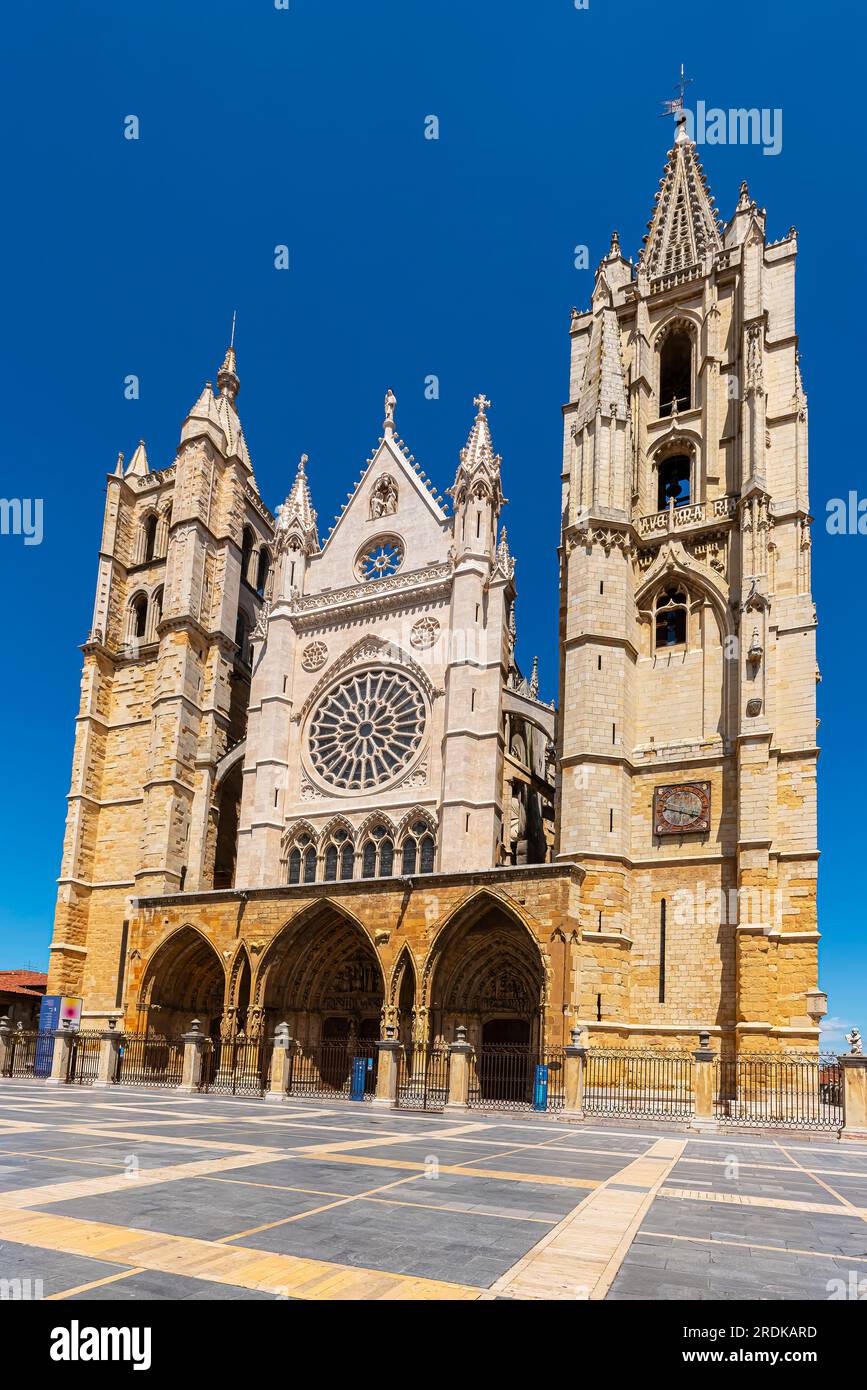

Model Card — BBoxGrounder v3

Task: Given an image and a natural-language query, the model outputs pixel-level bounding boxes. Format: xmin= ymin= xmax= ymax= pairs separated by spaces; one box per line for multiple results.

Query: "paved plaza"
xmin=0 ymin=1082 xmax=865 ymax=1301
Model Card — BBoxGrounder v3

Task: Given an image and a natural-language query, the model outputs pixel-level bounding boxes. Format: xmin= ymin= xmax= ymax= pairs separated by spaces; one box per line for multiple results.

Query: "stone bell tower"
xmin=557 ymin=111 xmax=822 ymax=1050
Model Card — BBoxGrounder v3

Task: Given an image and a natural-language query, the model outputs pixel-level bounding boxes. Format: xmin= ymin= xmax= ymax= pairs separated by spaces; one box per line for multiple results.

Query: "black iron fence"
xmin=116 ymin=1033 xmax=184 ymax=1088
xmin=2 ymin=1029 xmax=55 ymax=1078
xmin=286 ymin=1042 xmax=378 ymax=1101
xmin=65 ymin=1031 xmax=102 ymax=1086
xmin=396 ymin=1042 xmax=449 ymax=1110
xmin=200 ymin=1038 xmax=272 ymax=1096
xmin=468 ymin=1043 xmax=539 ymax=1111
xmin=0 ymin=1027 xmax=849 ymax=1132
xmin=584 ymin=1049 xmax=695 ymax=1118
xmin=714 ymin=1053 xmax=842 ymax=1130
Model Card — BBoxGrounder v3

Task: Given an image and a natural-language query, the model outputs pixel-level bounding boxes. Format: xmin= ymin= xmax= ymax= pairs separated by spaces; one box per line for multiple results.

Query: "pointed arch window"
xmin=235 ymin=611 xmax=252 ymax=667
xmin=287 ymin=831 xmax=316 ymax=885
xmin=419 ymin=833 xmax=435 ymax=874
xmin=340 ymin=842 xmax=354 ymax=880
xmin=656 ymin=454 xmax=691 ymax=510
xmin=142 ymin=514 xmax=158 ymax=563
xmin=151 ymin=586 xmax=164 ymax=639
xmin=255 ymin=548 xmax=271 ymax=598
xmin=654 ymin=586 xmax=688 ymax=651
xmin=129 ymin=592 xmax=148 ymax=641
xmin=361 ymin=824 xmax=394 ymax=879
xmin=241 ymin=526 xmax=255 ymax=585
xmin=362 ymin=840 xmax=376 ymax=878
xmin=659 ymin=327 xmax=693 ymax=417
xmin=324 ymin=843 xmax=339 ymax=882
xmin=400 ymin=820 xmax=436 ymax=876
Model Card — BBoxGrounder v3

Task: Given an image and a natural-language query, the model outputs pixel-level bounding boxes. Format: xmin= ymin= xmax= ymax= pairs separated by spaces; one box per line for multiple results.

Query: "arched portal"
xmin=138 ymin=927 xmax=225 ymax=1040
xmin=426 ymin=897 xmax=546 ymax=1051
xmin=256 ymin=902 xmax=385 ymax=1047
xmin=387 ymin=947 xmax=418 ymax=1047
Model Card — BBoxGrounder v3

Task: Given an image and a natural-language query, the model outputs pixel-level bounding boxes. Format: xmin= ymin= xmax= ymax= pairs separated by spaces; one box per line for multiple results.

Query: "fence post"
xmin=444 ymin=1024 xmax=473 ymax=1114
xmin=562 ymin=1027 xmax=587 ymax=1120
xmin=692 ymin=1031 xmax=717 ymax=1131
xmin=840 ymin=1054 xmax=867 ymax=1141
xmin=93 ymin=1021 xmax=123 ymax=1089
xmin=266 ymin=1023 xmax=294 ymax=1103
xmin=46 ymin=1026 xmax=75 ymax=1087
xmin=177 ymin=1019 xmax=206 ymax=1095
xmin=0 ymin=1016 xmax=12 ymax=1077
xmin=373 ymin=1025 xmax=400 ymax=1109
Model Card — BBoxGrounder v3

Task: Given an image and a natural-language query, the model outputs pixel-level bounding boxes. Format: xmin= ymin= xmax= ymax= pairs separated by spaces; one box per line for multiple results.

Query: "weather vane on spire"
xmin=229 ymin=310 xmax=237 ymax=349
xmin=660 ymin=63 xmax=692 ymax=119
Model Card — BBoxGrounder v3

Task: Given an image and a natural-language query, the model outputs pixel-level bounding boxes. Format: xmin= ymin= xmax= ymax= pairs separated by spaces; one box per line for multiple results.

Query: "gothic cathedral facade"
xmin=47 ymin=121 xmax=824 ymax=1055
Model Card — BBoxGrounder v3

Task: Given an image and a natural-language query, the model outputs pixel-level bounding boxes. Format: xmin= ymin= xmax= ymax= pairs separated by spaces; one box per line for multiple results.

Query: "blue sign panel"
xmin=350 ymin=1055 xmax=367 ymax=1101
xmin=35 ymin=995 xmax=60 ymax=1075
xmin=533 ymin=1063 xmax=549 ymax=1111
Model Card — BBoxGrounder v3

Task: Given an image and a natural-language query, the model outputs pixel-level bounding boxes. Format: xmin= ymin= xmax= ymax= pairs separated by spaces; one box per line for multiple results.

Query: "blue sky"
xmin=1 ymin=0 xmax=862 ymax=1045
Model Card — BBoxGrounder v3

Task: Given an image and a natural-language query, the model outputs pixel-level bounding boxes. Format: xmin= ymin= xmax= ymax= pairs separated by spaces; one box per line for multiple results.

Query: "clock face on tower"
xmin=653 ymin=781 xmax=711 ymax=836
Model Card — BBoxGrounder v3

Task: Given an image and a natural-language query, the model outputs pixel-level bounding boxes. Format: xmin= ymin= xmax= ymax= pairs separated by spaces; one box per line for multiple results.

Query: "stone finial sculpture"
xmin=846 ymin=1027 xmax=863 ymax=1056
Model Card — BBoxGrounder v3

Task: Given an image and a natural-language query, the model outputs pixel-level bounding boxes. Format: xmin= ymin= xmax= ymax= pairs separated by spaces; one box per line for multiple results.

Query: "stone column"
xmin=266 ymin=1023 xmax=294 ymax=1104
xmin=93 ymin=1025 xmax=123 ymax=1090
xmin=444 ymin=1025 xmax=473 ymax=1115
xmin=562 ymin=1027 xmax=587 ymax=1120
xmin=0 ymin=1016 xmax=12 ymax=1077
xmin=840 ymin=1055 xmax=867 ymax=1141
xmin=46 ymin=1027 xmax=75 ymax=1087
xmin=373 ymin=1026 xmax=400 ymax=1109
xmin=177 ymin=1020 xmax=207 ymax=1095
xmin=692 ymin=1031 xmax=717 ymax=1131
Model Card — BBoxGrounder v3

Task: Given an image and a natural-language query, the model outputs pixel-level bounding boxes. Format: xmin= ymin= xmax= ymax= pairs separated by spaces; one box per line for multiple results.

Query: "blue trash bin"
xmin=533 ymin=1063 xmax=549 ymax=1111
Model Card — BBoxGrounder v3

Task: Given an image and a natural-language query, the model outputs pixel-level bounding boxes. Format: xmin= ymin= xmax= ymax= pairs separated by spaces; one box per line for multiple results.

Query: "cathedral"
xmin=47 ymin=115 xmax=824 ymax=1057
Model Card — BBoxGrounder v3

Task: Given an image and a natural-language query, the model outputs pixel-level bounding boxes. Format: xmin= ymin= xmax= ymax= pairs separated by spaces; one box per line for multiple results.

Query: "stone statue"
xmin=847 ymin=1027 xmax=863 ymax=1056
xmin=384 ymin=388 xmax=396 ymax=425
xmin=370 ymin=474 xmax=398 ymax=519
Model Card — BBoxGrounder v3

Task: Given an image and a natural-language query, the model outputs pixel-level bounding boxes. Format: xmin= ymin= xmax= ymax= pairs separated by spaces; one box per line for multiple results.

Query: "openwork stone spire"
xmin=640 ymin=120 xmax=722 ymax=278
xmin=276 ymin=453 xmax=319 ymax=553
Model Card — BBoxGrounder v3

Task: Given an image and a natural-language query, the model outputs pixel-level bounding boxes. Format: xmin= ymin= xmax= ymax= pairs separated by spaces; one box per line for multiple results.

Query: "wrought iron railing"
xmin=116 ymin=1033 xmax=184 ymax=1088
xmin=584 ymin=1049 xmax=695 ymax=1117
xmin=65 ymin=1031 xmax=103 ymax=1085
xmin=2 ymin=1029 xmax=54 ymax=1078
xmin=396 ymin=1043 xmax=449 ymax=1111
xmin=714 ymin=1054 xmax=842 ymax=1130
xmin=286 ymin=1042 xmax=378 ymax=1101
xmin=468 ymin=1043 xmax=540 ymax=1111
xmin=199 ymin=1038 xmax=272 ymax=1096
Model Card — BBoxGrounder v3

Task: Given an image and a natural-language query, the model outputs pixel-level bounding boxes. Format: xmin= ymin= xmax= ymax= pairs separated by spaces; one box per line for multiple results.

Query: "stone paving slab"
xmin=0 ymin=1084 xmax=865 ymax=1300
xmin=33 ymin=1179 xmax=344 ymax=1241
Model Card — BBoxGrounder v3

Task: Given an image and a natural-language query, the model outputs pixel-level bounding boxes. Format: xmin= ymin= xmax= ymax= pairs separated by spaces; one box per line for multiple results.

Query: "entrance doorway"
xmin=482 ymin=1018 xmax=530 ymax=1047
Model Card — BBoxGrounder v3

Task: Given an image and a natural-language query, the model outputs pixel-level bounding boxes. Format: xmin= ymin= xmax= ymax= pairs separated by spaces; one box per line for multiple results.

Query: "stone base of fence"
xmin=840 ymin=1055 xmax=867 ymax=1140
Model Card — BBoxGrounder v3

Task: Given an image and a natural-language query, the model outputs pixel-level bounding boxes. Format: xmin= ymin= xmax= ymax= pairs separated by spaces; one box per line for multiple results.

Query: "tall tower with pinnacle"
xmin=556 ymin=106 xmax=821 ymax=1049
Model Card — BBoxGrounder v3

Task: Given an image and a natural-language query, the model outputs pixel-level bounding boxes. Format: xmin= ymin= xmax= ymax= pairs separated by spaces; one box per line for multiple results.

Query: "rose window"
xmin=356 ymin=535 xmax=404 ymax=581
xmin=308 ymin=667 xmax=425 ymax=790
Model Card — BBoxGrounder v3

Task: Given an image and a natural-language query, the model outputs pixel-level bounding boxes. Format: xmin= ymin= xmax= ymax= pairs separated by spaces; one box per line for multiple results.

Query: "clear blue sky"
xmin=1 ymin=0 xmax=862 ymax=1047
